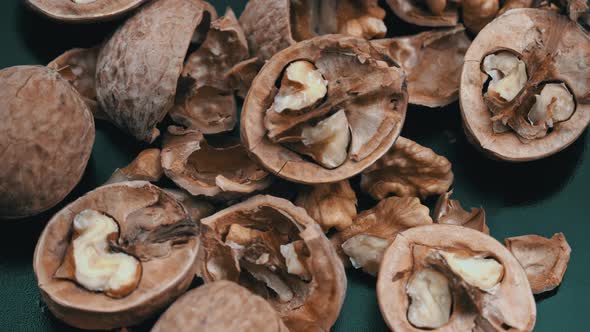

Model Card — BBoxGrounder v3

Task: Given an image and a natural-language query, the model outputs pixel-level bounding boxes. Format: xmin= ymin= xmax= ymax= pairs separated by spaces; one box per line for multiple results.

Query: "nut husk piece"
xmin=152 ymin=281 xmax=288 ymax=332
xmin=170 ymin=8 xmax=249 ymax=134
xmin=96 ymin=0 xmax=216 ymax=142
xmin=372 ymin=26 xmax=471 ymax=107
xmin=197 ymin=195 xmax=346 ymax=331
xmin=433 ymin=191 xmax=489 ymax=234
xmin=361 ymin=137 xmax=453 ymax=200
xmin=0 ymin=65 xmax=94 ymax=219
xmin=241 ymin=35 xmax=408 ymax=184
xmin=295 ymin=180 xmax=357 ymax=232
xmin=225 ymin=57 xmax=263 ymax=99
xmin=385 ymin=0 xmax=459 ymax=27
xmin=34 ymin=182 xmax=200 ymax=330
xmin=505 ymin=233 xmax=571 ymax=294
xmin=106 ymin=149 xmax=163 ymax=184
xmin=161 ymin=127 xmax=272 ymax=199
xmin=25 ymin=0 xmax=149 ymax=22
xmin=461 ymin=9 xmax=590 ymax=161
xmin=378 ymin=224 xmax=536 ymax=332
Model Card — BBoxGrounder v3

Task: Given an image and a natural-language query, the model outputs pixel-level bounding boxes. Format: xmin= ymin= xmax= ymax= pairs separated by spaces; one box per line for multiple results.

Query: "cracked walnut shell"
xmin=25 ymin=0 xmax=149 ymax=22
xmin=433 ymin=191 xmax=489 ymax=234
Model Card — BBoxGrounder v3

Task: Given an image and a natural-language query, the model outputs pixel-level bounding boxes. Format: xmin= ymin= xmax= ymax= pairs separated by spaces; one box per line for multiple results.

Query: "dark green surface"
xmin=0 ymin=1 xmax=587 ymax=331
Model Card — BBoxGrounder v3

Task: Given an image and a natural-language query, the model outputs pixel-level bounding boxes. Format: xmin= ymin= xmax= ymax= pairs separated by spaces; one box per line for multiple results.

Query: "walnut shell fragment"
xmin=161 ymin=127 xmax=272 ymax=199
xmin=106 ymin=149 xmax=163 ymax=184
xmin=461 ymin=9 xmax=590 ymax=161
xmin=0 ymin=66 xmax=94 ymax=219
xmin=170 ymin=8 xmax=249 ymax=134
xmin=505 ymin=233 xmax=571 ymax=294
xmin=239 ymin=0 xmax=387 ymax=61
xmin=162 ymin=188 xmax=215 ymax=223
xmin=385 ymin=0 xmax=459 ymax=27
xmin=361 ymin=137 xmax=453 ymax=200
xmin=25 ymin=0 xmax=149 ymax=22
xmin=34 ymin=182 xmax=201 ymax=330
xmin=333 ymin=196 xmax=433 ymax=275
xmin=372 ymin=26 xmax=471 ymax=107
xmin=378 ymin=224 xmax=536 ymax=332
xmin=225 ymin=57 xmax=263 ymax=99
xmin=241 ymin=35 xmax=408 ymax=184
xmin=295 ymin=180 xmax=357 ymax=232
xmin=197 ymin=195 xmax=346 ymax=331
xmin=96 ymin=0 xmax=216 ymax=142
xmin=433 ymin=191 xmax=489 ymax=234
xmin=152 ymin=281 xmax=288 ymax=332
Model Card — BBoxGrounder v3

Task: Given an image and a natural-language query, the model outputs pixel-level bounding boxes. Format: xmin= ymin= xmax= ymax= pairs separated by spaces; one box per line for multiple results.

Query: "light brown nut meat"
xmin=197 ymin=195 xmax=346 ymax=332
xmin=372 ymin=26 xmax=471 ymax=107
xmin=96 ymin=0 xmax=216 ymax=142
xmin=0 ymin=66 xmax=94 ymax=219
xmin=241 ymin=35 xmax=408 ymax=184
xmin=433 ymin=191 xmax=489 ymax=234
xmin=25 ymin=0 xmax=149 ymax=22
xmin=361 ymin=137 xmax=453 ymax=200
xmin=461 ymin=9 xmax=590 ymax=161
xmin=152 ymin=281 xmax=288 ymax=332
xmin=161 ymin=127 xmax=273 ymax=200
xmin=239 ymin=0 xmax=387 ymax=61
xmin=378 ymin=224 xmax=536 ymax=332
xmin=505 ymin=233 xmax=571 ymax=294
xmin=170 ymin=8 xmax=249 ymax=134
xmin=106 ymin=149 xmax=163 ymax=184
xmin=333 ymin=196 xmax=432 ymax=275
xmin=295 ymin=180 xmax=357 ymax=232
xmin=385 ymin=0 xmax=459 ymax=27
xmin=34 ymin=182 xmax=200 ymax=330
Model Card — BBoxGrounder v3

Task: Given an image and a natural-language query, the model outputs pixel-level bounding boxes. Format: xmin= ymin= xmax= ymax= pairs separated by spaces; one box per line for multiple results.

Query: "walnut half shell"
xmin=25 ymin=0 xmax=149 ymax=22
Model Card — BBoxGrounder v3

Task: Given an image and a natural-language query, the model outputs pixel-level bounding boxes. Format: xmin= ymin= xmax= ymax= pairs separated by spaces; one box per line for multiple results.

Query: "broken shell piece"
xmin=161 ymin=127 xmax=272 ymax=199
xmin=361 ymin=137 xmax=453 ymax=200
xmin=341 ymin=234 xmax=390 ymax=276
xmin=162 ymin=188 xmax=215 ymax=223
xmin=242 ymin=35 xmax=408 ymax=184
xmin=25 ymin=0 xmax=149 ymax=22
xmin=55 ymin=210 xmax=142 ymax=298
xmin=34 ymin=182 xmax=200 ymax=330
xmin=152 ymin=281 xmax=288 ymax=332
xmin=377 ymin=224 xmax=536 ymax=332
xmin=96 ymin=0 xmax=216 ymax=142
xmin=269 ymin=60 xmax=328 ymax=114
xmin=461 ymin=9 xmax=590 ymax=161
xmin=106 ymin=149 xmax=163 ymax=184
xmin=439 ymin=251 xmax=504 ymax=291
xmin=225 ymin=57 xmax=263 ymax=98
xmin=462 ymin=0 xmax=500 ymax=33
xmin=434 ymin=191 xmax=489 ymax=234
xmin=505 ymin=233 xmax=571 ymax=294
xmin=295 ymin=180 xmax=357 ymax=232
xmin=385 ymin=0 xmax=459 ymax=27
xmin=197 ymin=195 xmax=346 ymax=331
xmin=406 ymin=268 xmax=452 ymax=329
xmin=372 ymin=26 xmax=471 ymax=107
xmin=298 ymin=110 xmax=351 ymax=169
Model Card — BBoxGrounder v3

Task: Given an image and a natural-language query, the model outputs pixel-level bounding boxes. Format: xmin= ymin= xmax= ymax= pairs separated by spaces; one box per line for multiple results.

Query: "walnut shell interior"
xmin=25 ymin=0 xmax=148 ymax=22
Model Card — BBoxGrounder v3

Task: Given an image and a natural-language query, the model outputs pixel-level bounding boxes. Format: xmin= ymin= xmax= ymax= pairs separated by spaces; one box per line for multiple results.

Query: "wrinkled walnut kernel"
xmin=406 ymin=268 xmax=452 ymax=329
xmin=341 ymin=234 xmax=389 ymax=276
xmin=299 ymin=110 xmax=351 ymax=169
xmin=483 ymin=52 xmax=528 ymax=103
xmin=270 ymin=60 xmax=328 ymax=114
xmin=440 ymin=251 xmax=504 ymax=290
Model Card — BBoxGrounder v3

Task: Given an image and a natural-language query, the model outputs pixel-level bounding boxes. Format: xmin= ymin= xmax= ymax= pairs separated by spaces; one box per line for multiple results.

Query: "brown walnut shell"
xmin=25 ymin=0 xmax=149 ymax=22
xmin=433 ymin=191 xmax=489 ymax=234
xmin=460 ymin=9 xmax=590 ymax=161
xmin=241 ymin=35 xmax=408 ymax=184
xmin=385 ymin=0 xmax=459 ymax=27
xmin=378 ymin=224 xmax=536 ymax=332
xmin=152 ymin=281 xmax=288 ymax=332
xmin=0 ymin=65 xmax=94 ymax=219
xmin=197 ymin=195 xmax=347 ymax=332
xmin=34 ymin=182 xmax=200 ymax=330
xmin=96 ymin=0 xmax=216 ymax=142
xmin=106 ymin=148 xmax=163 ymax=184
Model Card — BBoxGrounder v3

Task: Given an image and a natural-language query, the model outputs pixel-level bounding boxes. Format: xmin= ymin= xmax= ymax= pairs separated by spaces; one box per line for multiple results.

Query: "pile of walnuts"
xmin=0 ymin=0 xmax=586 ymax=331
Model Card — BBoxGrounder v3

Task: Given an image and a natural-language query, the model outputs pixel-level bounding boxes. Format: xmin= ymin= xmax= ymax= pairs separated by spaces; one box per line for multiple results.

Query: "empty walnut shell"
xmin=461 ymin=9 xmax=590 ymax=161
xmin=241 ymin=35 xmax=408 ymax=184
xmin=197 ymin=195 xmax=346 ymax=331
xmin=25 ymin=0 xmax=148 ymax=22
xmin=0 ymin=66 xmax=94 ymax=219
xmin=385 ymin=0 xmax=459 ymax=27
xmin=34 ymin=182 xmax=200 ymax=330
xmin=161 ymin=127 xmax=272 ymax=199
xmin=96 ymin=0 xmax=215 ymax=142
xmin=152 ymin=281 xmax=288 ymax=332
xmin=378 ymin=224 xmax=536 ymax=332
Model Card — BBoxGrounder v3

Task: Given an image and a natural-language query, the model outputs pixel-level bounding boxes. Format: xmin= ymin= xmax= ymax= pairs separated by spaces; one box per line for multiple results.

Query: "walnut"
xmin=106 ymin=149 xmax=163 ymax=184
xmin=461 ymin=9 xmax=590 ymax=161
xmin=361 ymin=137 xmax=453 ymax=200
xmin=242 ymin=35 xmax=408 ymax=184
xmin=462 ymin=0 xmax=500 ymax=33
xmin=295 ymin=180 xmax=357 ymax=232
xmin=434 ymin=191 xmax=489 ymax=234
xmin=25 ymin=0 xmax=149 ymax=22
xmin=378 ymin=224 xmax=536 ymax=332
xmin=505 ymin=233 xmax=571 ymax=294
xmin=269 ymin=60 xmax=328 ymax=114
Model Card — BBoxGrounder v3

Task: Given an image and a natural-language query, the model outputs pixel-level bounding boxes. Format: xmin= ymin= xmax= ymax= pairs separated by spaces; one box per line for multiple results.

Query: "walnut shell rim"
xmin=25 ymin=0 xmax=148 ymax=23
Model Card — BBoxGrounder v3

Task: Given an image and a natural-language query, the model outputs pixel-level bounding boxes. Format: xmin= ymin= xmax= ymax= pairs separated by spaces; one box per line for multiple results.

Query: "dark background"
xmin=0 ymin=0 xmax=587 ymax=331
